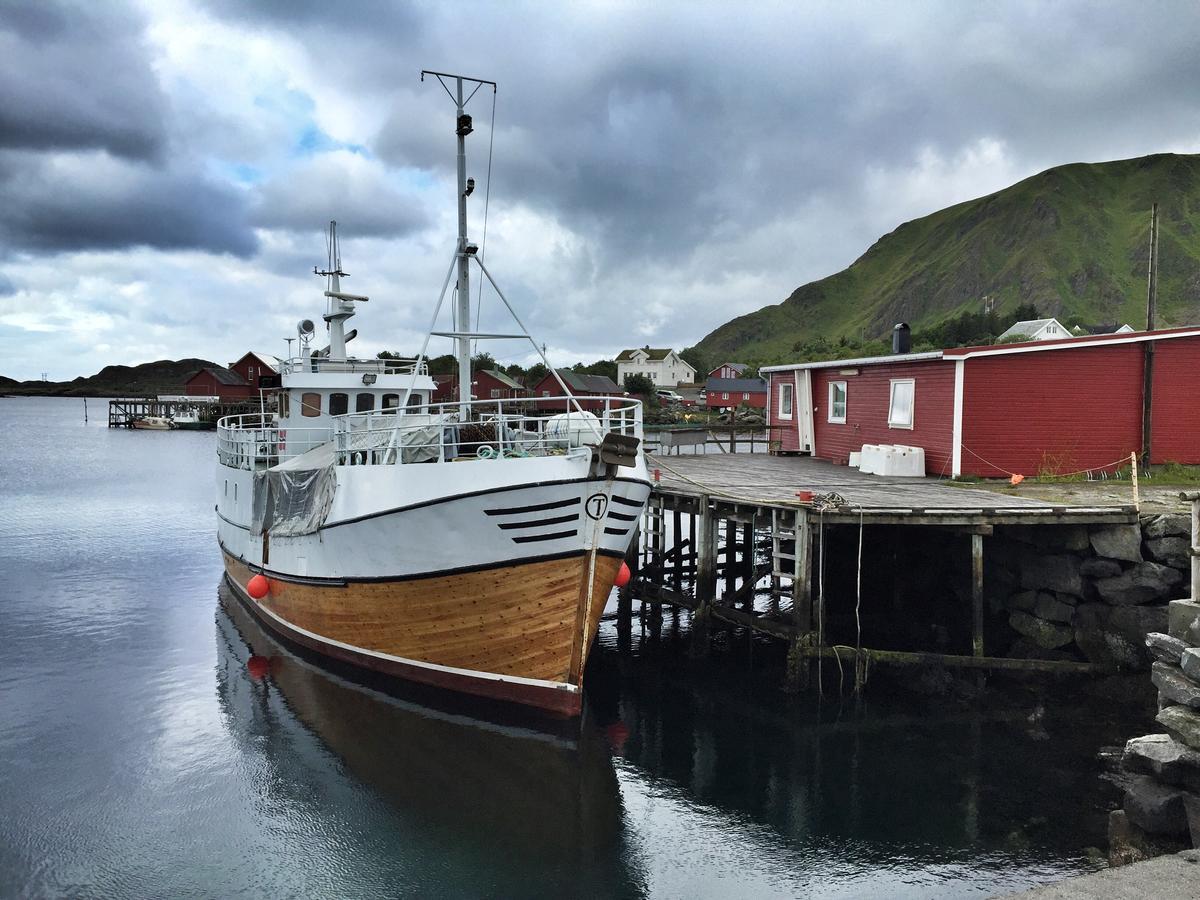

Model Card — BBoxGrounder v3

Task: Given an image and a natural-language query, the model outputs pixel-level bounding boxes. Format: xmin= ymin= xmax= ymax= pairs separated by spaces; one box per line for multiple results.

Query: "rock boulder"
xmin=1153 ymin=662 xmax=1200 ymax=709
xmin=1095 ymin=562 xmax=1184 ymax=606
xmin=1018 ymin=553 xmax=1084 ymax=598
xmin=1158 ymin=705 xmax=1200 ymax=752
xmin=1144 ymin=514 xmax=1190 ymax=540
xmin=1009 ymin=610 xmax=1073 ymax=650
xmin=1080 ymin=557 xmax=1123 ymax=579
xmin=1147 ymin=632 xmax=1190 ymax=666
xmin=1091 ymin=524 xmax=1145 ymax=562
xmin=1034 ymin=593 xmax=1075 ymax=625
xmin=1123 ymin=734 xmax=1200 ymax=792
xmin=1145 ymin=536 xmax=1190 ymax=570
xmin=1124 ymin=774 xmax=1189 ymax=835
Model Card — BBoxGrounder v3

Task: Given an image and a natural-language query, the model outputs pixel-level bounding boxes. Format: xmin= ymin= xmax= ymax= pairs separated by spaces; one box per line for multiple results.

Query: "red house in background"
xmin=533 ymin=369 xmax=623 ymax=412
xmin=184 ymin=365 xmax=254 ymax=400
xmin=708 ymin=362 xmax=749 ymax=379
xmin=432 ymin=369 xmax=528 ymax=404
xmin=184 ymin=351 xmax=279 ymax=401
xmin=704 ymin=377 xmax=768 ymax=410
xmin=229 ymin=352 xmax=279 ymax=391
xmin=763 ymin=327 xmax=1200 ymax=478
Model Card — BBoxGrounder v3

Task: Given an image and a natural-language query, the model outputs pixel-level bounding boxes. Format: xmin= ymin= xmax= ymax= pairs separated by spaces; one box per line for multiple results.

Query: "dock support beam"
xmin=785 ymin=508 xmax=813 ymax=693
xmin=971 ymin=531 xmax=986 ymax=688
xmin=690 ymin=496 xmax=716 ymax=658
xmin=971 ymin=532 xmax=985 ymax=659
xmin=618 ymin=524 xmax=638 ymax=654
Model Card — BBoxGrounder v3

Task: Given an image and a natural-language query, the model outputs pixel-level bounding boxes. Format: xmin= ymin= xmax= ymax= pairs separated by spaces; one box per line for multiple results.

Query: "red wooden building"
xmin=763 ymin=327 xmax=1200 ymax=478
xmin=184 ymin=365 xmax=253 ymax=400
xmin=532 ymin=369 xmax=623 ymax=412
xmin=432 ymin=369 xmax=529 ymax=404
xmin=184 ymin=351 xmax=279 ymax=401
xmin=229 ymin=352 xmax=279 ymax=391
xmin=704 ymin=377 xmax=768 ymax=410
xmin=708 ymin=362 xmax=749 ymax=380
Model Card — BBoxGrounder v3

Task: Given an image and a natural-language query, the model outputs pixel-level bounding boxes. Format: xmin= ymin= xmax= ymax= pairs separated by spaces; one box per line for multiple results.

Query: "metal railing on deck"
xmin=277 ymin=356 xmax=427 ymax=376
xmin=333 ymin=395 xmax=642 ymax=466
xmin=216 ymin=414 xmax=329 ymax=470
xmin=216 ymin=396 xmax=642 ymax=470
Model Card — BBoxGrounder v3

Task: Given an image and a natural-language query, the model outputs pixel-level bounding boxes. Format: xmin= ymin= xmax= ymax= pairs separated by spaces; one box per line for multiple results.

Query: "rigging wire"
xmin=473 ymin=87 xmax=498 ymax=357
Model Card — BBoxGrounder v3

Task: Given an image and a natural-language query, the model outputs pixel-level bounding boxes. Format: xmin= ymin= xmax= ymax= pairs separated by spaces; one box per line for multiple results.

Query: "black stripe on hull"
xmin=216 ymin=536 xmax=624 ymax=587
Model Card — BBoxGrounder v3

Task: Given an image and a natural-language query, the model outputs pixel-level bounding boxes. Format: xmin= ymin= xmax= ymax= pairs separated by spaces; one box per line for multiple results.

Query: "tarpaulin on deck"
xmin=250 ymin=441 xmax=337 ymax=536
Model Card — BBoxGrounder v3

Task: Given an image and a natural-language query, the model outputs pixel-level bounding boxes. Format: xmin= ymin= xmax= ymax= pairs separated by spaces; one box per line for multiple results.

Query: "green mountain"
xmin=0 ymin=358 xmax=217 ymax=397
xmin=696 ymin=153 xmax=1200 ymax=364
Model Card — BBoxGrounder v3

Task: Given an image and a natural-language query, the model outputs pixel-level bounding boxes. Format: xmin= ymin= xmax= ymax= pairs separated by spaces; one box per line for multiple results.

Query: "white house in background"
xmin=996 ymin=318 xmax=1072 ymax=342
xmin=1072 ymin=323 xmax=1137 ymax=336
xmin=615 ymin=348 xmax=697 ymax=387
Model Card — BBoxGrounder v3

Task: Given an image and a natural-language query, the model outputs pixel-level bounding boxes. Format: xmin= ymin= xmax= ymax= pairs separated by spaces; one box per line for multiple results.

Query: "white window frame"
xmin=888 ymin=378 xmax=915 ymax=429
xmin=827 ymin=381 xmax=847 ymax=424
xmin=778 ymin=382 xmax=794 ymax=420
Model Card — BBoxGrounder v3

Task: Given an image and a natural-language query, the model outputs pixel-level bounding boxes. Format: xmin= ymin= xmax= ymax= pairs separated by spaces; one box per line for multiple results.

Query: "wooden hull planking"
xmin=222 ymin=550 xmax=623 ymax=715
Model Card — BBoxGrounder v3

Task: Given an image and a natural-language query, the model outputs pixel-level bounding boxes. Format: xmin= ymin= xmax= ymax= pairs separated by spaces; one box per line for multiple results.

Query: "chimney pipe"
xmin=892 ymin=322 xmax=911 ymax=354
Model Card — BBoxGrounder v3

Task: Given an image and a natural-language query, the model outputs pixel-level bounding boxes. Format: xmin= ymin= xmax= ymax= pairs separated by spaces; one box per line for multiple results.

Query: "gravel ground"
xmin=963 ymin=479 xmax=1193 ymax=514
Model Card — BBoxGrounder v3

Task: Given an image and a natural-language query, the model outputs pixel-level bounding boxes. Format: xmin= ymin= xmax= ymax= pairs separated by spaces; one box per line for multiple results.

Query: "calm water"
xmin=0 ymin=397 xmax=1156 ymax=898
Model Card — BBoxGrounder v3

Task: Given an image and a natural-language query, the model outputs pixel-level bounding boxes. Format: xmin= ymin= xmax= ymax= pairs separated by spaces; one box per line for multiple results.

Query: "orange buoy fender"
xmin=614 ymin=561 xmax=632 ymax=589
xmin=247 ymin=573 xmax=270 ymax=599
xmin=247 ymin=655 xmax=270 ymax=680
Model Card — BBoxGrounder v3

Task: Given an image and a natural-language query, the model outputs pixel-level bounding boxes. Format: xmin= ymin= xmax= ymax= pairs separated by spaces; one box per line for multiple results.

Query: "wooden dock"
xmin=107 ymin=398 xmax=264 ymax=428
xmin=621 ymin=452 xmax=1138 ymax=693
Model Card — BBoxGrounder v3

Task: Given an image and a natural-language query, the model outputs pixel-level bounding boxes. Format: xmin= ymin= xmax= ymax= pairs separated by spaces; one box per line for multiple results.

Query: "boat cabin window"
xmin=408 ymin=393 xmax=424 ymax=409
xmin=356 ymin=392 xmax=375 ymax=413
xmin=329 ymin=393 xmax=349 ymax=416
xmin=301 ymin=392 xmax=321 ymax=417
xmin=278 ymin=392 xmax=290 ymax=417
xmin=382 ymin=393 xmax=400 ymax=410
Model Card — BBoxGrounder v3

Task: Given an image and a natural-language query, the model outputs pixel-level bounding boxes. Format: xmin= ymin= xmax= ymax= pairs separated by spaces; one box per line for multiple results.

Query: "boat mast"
xmin=422 ymin=69 xmax=495 ymax=415
xmin=453 ymin=79 xmax=472 ymax=412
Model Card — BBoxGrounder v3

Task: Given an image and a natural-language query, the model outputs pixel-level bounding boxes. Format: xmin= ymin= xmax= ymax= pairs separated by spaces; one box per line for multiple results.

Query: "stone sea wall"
xmin=986 ymin=515 xmax=1191 ymax=669
xmin=1108 ymin=600 xmax=1200 ymax=863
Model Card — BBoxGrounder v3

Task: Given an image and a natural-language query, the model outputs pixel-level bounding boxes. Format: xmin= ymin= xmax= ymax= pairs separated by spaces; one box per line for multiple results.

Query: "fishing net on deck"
xmin=250 ymin=442 xmax=338 ymax=536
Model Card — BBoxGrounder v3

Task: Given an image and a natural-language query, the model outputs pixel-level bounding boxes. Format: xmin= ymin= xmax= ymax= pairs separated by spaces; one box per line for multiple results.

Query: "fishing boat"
xmin=216 ymin=70 xmax=650 ymax=715
xmin=132 ymin=415 xmax=175 ymax=430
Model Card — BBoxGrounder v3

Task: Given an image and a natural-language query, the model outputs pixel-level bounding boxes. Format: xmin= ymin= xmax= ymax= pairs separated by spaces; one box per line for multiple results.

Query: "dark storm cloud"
xmin=364 ymin=3 xmax=1200 ymax=270
xmin=250 ymin=156 xmax=430 ymax=238
xmin=0 ymin=151 xmax=258 ymax=257
xmin=0 ymin=0 xmax=168 ymax=160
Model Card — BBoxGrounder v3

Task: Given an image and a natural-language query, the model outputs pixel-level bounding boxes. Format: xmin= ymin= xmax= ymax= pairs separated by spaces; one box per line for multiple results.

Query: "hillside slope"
xmin=696 ymin=153 xmax=1200 ymax=363
xmin=0 ymin=358 xmax=217 ymax=397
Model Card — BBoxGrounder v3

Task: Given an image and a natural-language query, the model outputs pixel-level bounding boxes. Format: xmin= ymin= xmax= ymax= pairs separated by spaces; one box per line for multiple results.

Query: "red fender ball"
xmin=247 ymin=655 xmax=270 ymax=680
xmin=247 ymin=573 xmax=270 ymax=599
xmin=614 ymin=561 xmax=632 ymax=589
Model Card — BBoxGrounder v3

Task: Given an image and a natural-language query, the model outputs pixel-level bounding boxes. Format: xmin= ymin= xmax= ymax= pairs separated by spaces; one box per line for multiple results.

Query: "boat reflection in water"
xmin=214 ymin=583 xmax=640 ymax=896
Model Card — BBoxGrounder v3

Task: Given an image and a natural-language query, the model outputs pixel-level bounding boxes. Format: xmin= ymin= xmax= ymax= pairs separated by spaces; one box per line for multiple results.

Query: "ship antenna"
xmin=415 ymin=70 xmax=596 ymax=432
xmin=313 ymin=220 xmax=366 ymax=363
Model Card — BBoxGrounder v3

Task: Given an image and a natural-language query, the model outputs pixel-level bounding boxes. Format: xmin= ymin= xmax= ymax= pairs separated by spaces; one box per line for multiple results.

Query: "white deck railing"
xmin=216 ymin=396 xmax=642 ymax=471
xmin=277 ymin=356 xmax=427 ymax=376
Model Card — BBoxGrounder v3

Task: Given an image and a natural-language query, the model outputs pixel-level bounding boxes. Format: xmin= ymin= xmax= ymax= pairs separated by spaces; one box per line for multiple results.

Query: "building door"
xmin=795 ymin=370 xmax=815 ymax=453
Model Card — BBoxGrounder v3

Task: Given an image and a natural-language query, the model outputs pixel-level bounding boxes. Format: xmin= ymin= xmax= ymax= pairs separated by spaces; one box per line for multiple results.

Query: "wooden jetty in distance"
xmin=621 ymin=452 xmax=1138 ymax=692
xmin=108 ymin=397 xmax=264 ymax=428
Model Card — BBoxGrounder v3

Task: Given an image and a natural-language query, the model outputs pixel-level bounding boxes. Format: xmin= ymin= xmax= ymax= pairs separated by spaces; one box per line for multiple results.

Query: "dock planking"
xmin=646 ymin=452 xmax=1137 ymax=526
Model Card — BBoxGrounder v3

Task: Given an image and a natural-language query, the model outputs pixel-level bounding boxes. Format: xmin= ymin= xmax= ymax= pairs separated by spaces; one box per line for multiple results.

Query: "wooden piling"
xmin=971 ymin=532 xmax=985 ymax=659
xmin=785 ymin=508 xmax=814 ymax=692
xmin=689 ymin=495 xmax=717 ymax=658
xmin=741 ymin=521 xmax=755 ymax=610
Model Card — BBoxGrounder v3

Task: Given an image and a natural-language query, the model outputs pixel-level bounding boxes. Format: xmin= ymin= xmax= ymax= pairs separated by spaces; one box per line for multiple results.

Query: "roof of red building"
xmin=761 ymin=326 xmax=1200 ymax=373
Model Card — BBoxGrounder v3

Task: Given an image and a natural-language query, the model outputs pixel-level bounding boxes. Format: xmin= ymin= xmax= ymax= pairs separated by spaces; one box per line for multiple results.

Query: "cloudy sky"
xmin=2 ymin=0 xmax=1199 ymax=380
